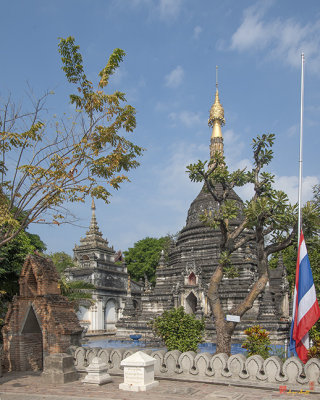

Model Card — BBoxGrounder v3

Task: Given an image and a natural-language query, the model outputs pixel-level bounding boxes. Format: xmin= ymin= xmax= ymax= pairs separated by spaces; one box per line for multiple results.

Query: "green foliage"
xmin=186 ymin=133 xmax=317 ymax=355
xmin=308 ymin=322 xmax=320 ymax=359
xmin=151 ymin=307 xmax=205 ymax=352
xmin=187 ymin=134 xmax=298 ymax=247
xmin=0 ymin=231 xmax=35 ymax=277
xmin=26 ymin=232 xmax=47 ymax=253
xmin=124 ymin=236 xmax=171 ymax=285
xmin=223 ymin=265 xmax=239 ymax=278
xmin=59 ymin=276 xmax=95 ymax=311
xmin=48 ymin=251 xmax=94 ymax=310
xmin=244 ymin=189 xmax=297 ymax=241
xmin=269 ymin=185 xmax=320 ymax=301
xmin=49 ymin=251 xmax=74 ymax=274
xmin=0 ymin=229 xmax=46 ymax=334
xmin=242 ymin=325 xmax=271 ymax=359
xmin=0 ymin=36 xmax=143 ymax=248
xmin=270 ymin=346 xmax=287 ymax=363
xmin=0 ymin=230 xmax=46 ymax=296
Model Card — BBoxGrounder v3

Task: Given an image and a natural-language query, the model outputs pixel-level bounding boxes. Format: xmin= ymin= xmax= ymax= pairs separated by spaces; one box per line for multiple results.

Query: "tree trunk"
xmin=215 ymin=319 xmax=235 ymax=355
xmin=207 ymin=261 xmax=235 ymax=355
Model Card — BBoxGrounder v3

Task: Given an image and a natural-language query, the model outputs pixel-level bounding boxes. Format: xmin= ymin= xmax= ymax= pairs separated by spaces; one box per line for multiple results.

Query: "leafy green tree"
xmin=186 ymin=134 xmax=317 ymax=355
xmin=0 ymin=231 xmax=46 ymax=296
xmin=270 ymin=185 xmax=320 ymax=301
xmin=151 ymin=307 xmax=205 ymax=352
xmin=59 ymin=276 xmax=95 ymax=311
xmin=0 ymin=230 xmax=46 ymax=331
xmin=26 ymin=232 xmax=47 ymax=253
xmin=0 ymin=36 xmax=143 ymax=249
xmin=47 ymin=252 xmax=95 ymax=310
xmin=124 ymin=236 xmax=171 ymax=285
xmin=49 ymin=251 xmax=74 ymax=275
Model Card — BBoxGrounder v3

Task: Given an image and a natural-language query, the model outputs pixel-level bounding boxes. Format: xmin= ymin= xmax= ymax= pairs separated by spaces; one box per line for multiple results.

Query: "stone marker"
xmin=42 ymin=353 xmax=78 ymax=384
xmin=82 ymin=356 xmax=112 ymax=385
xmin=119 ymin=351 xmax=159 ymax=392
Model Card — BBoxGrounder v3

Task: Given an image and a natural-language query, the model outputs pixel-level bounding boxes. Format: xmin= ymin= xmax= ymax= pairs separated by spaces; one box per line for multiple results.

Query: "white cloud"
xmin=224 ymin=129 xmax=245 ymax=164
xmin=273 ymin=175 xmax=318 ymax=205
xmin=169 ymin=110 xmax=204 ymax=128
xmin=193 ymin=25 xmax=203 ymax=39
xmin=230 ymin=2 xmax=272 ymax=52
xmin=109 ymin=66 xmax=127 ymax=85
xmin=286 ymin=124 xmax=299 ymax=138
xmin=155 ymin=141 xmax=208 ymax=213
xmin=158 ymin=0 xmax=183 ymax=20
xmin=122 ymin=0 xmax=183 ymax=21
xmin=131 ymin=0 xmax=152 ymax=6
xmin=223 ymin=172 xmax=318 ymax=205
xmin=230 ymin=2 xmax=320 ymax=73
xmin=165 ymin=65 xmax=185 ymax=88
xmin=209 ymin=128 xmax=319 ymax=205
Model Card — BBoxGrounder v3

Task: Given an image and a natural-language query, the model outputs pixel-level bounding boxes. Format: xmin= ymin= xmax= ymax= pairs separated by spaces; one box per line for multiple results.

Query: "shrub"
xmin=242 ymin=325 xmax=271 ymax=359
xmin=151 ymin=307 xmax=205 ymax=352
xmin=308 ymin=323 xmax=320 ymax=359
xmin=270 ymin=346 xmax=286 ymax=362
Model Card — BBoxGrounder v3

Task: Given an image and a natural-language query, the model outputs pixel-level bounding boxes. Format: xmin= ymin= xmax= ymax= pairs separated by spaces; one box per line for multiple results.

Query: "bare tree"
xmin=0 ymin=37 xmax=143 ymax=248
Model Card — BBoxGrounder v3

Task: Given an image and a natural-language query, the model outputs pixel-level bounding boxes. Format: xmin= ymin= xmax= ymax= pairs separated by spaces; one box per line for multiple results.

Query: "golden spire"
xmin=209 ymin=66 xmax=225 ymax=159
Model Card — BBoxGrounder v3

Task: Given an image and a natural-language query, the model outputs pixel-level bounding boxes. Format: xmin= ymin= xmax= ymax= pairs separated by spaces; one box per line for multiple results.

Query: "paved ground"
xmin=0 ymin=372 xmax=317 ymax=400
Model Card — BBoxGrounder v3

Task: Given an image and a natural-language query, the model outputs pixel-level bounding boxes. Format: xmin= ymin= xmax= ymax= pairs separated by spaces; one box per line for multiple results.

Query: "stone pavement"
xmin=0 ymin=372 xmax=316 ymax=400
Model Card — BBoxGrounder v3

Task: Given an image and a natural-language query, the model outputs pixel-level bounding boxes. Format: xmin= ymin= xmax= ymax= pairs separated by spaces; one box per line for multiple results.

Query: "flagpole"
xmin=298 ymin=53 xmax=305 ymax=245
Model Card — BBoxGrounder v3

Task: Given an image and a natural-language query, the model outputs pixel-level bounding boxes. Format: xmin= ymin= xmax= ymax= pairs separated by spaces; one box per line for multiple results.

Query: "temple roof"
xmin=185 ymin=184 xmax=243 ymax=228
xmin=74 ymin=198 xmax=112 ymax=252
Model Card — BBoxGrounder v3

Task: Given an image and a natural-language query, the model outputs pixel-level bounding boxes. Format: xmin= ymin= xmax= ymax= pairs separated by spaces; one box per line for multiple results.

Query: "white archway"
xmin=105 ymin=299 xmax=117 ymax=331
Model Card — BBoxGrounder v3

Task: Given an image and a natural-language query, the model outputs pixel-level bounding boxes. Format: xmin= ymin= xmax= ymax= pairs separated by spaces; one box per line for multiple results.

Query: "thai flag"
xmin=290 ymin=230 xmax=320 ymax=363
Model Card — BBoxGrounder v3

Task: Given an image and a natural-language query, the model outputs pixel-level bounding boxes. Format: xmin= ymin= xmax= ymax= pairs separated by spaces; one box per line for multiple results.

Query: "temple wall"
xmin=69 ymin=346 xmax=320 ymax=392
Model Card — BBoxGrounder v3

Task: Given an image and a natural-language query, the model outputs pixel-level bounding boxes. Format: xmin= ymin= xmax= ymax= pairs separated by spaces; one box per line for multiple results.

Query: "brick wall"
xmin=2 ymin=254 xmax=83 ymax=372
xmin=19 ymin=333 xmax=43 ymax=371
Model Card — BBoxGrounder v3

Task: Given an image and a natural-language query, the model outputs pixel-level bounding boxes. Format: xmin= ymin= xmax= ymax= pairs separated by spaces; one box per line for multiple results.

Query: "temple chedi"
xmin=66 ymin=80 xmax=290 ymax=343
xmin=116 ymin=80 xmax=291 ymax=343
xmin=65 ymin=199 xmax=142 ymax=334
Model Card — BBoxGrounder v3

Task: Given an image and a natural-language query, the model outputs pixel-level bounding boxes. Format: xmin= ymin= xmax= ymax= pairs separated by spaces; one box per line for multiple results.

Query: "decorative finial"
xmin=86 ymin=197 xmax=103 ymax=237
xmin=208 ymin=81 xmax=225 ymax=129
xmin=208 ymin=66 xmax=225 ymax=159
xmin=216 ymin=65 xmax=218 ymax=90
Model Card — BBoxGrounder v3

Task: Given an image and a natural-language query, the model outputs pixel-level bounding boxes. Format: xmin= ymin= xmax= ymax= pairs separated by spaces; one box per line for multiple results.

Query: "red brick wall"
xmin=19 ymin=333 xmax=43 ymax=371
xmin=2 ymin=254 xmax=83 ymax=372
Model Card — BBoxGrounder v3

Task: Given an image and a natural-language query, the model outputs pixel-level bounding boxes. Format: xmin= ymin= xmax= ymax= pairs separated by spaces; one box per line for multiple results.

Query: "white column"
xmin=96 ymin=298 xmax=104 ymax=330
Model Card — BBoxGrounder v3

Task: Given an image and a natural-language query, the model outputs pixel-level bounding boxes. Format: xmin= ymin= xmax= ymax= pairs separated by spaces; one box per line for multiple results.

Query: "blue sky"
xmin=1 ymin=0 xmax=319 ymax=255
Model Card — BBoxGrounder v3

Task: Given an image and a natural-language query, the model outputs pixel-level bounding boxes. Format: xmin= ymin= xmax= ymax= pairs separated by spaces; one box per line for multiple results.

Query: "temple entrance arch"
xmin=105 ymin=299 xmax=117 ymax=331
xmin=20 ymin=306 xmax=43 ymax=371
xmin=185 ymin=292 xmax=197 ymax=314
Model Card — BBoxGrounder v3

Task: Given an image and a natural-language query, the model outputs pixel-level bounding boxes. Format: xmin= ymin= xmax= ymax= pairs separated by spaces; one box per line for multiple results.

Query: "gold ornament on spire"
xmin=209 ymin=66 xmax=225 ymax=159
xmin=208 ymin=66 xmax=225 ymax=131
xmin=208 ymin=90 xmax=225 ymax=129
